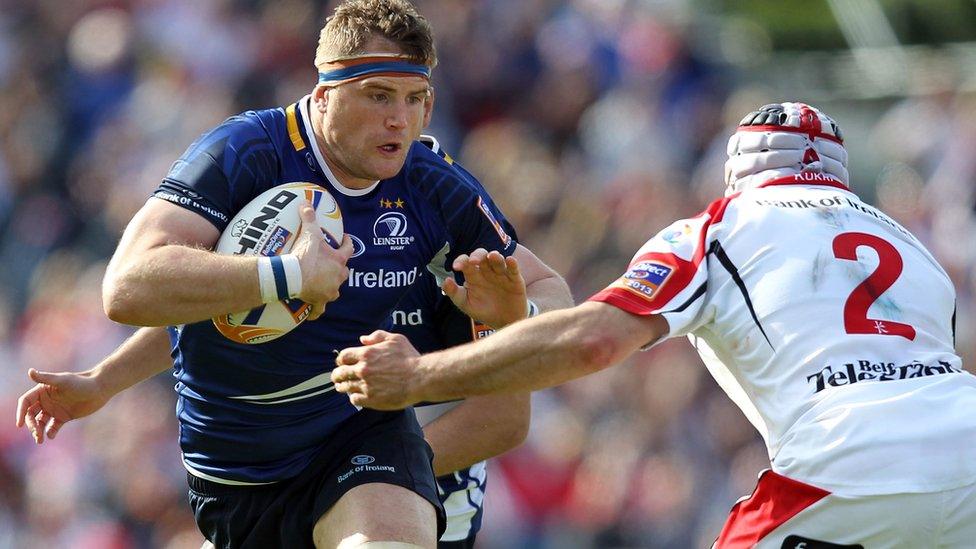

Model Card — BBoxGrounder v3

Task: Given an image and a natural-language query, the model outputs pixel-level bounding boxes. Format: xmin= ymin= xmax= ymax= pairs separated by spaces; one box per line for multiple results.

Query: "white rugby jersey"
xmin=591 ymin=173 xmax=976 ymax=495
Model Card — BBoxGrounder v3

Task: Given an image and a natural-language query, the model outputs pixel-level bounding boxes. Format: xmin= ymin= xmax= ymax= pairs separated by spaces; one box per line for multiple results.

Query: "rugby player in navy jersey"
xmin=17 ymin=266 xmax=535 ymax=549
xmin=74 ymin=0 xmax=572 ymax=547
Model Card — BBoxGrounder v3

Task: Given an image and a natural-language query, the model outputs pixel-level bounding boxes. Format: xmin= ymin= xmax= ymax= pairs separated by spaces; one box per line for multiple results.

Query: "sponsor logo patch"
xmin=616 ymin=260 xmax=673 ymax=300
xmin=661 ymin=224 xmax=693 ymax=245
xmin=260 ymin=225 xmax=292 ymax=256
xmin=477 ymin=196 xmax=512 ymax=248
xmin=351 ymin=455 xmax=375 ymax=465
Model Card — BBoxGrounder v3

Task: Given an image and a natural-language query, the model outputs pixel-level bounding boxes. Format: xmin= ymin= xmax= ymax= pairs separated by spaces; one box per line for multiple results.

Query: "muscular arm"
xmin=334 ymin=302 xmax=670 ymax=409
xmin=102 ymin=198 xmax=264 ymax=326
xmin=103 ymin=198 xmax=351 ymax=326
xmin=16 ymin=327 xmax=173 ymax=443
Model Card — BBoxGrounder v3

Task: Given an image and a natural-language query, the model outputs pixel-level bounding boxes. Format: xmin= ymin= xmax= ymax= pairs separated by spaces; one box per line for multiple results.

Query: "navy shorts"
xmin=187 ymin=408 xmax=445 ymax=548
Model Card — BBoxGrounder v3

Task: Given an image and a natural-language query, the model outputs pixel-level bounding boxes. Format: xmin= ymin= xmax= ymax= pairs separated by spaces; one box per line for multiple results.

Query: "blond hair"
xmin=315 ymin=0 xmax=437 ymax=71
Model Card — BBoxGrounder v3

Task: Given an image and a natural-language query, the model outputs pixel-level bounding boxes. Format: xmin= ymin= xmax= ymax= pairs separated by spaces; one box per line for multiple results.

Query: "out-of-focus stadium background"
xmin=0 ymin=0 xmax=974 ymax=547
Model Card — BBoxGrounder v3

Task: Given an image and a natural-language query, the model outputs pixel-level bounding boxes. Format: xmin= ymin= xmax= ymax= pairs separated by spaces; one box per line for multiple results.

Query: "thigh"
xmin=313 ymin=482 xmax=437 ymax=548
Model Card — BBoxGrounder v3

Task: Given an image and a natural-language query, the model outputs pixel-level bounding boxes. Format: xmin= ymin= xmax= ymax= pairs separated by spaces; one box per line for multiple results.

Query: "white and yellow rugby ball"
xmin=212 ymin=182 xmax=343 ymax=344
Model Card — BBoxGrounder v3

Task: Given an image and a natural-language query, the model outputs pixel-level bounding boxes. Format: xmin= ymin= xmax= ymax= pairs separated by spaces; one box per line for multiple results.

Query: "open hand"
xmin=443 ymin=248 xmax=527 ymax=329
xmin=15 ymin=369 xmax=110 ymax=444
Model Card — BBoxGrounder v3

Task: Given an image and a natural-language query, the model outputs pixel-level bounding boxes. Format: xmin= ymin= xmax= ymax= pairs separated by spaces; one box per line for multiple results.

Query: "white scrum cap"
xmin=725 ymin=102 xmax=848 ymax=195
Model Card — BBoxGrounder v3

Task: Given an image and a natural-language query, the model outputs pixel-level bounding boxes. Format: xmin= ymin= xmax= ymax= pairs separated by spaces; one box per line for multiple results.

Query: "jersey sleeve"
xmin=589 ymin=197 xmax=732 ymax=338
xmin=153 ymin=114 xmax=278 ymax=232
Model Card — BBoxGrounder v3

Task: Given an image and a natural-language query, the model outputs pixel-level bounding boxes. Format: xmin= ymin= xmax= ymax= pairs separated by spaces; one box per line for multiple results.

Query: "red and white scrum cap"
xmin=725 ymin=102 xmax=848 ymax=194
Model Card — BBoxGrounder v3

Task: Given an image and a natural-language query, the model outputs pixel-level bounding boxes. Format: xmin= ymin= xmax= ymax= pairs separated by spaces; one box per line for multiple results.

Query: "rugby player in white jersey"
xmin=334 ymin=102 xmax=976 ymax=548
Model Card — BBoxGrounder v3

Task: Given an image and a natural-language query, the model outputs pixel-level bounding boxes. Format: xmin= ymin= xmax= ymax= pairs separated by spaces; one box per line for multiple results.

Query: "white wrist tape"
xmin=280 ymin=254 xmax=303 ymax=299
xmin=527 ymin=299 xmax=540 ymax=318
xmin=257 ymin=255 xmax=303 ymax=303
xmin=257 ymin=257 xmax=278 ymax=303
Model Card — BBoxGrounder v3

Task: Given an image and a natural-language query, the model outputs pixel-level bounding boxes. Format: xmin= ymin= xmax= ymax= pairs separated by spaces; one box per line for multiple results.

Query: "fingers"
xmin=299 ymin=201 xmax=319 ymax=232
xmin=307 ymin=301 xmax=325 ymax=321
xmin=359 ymin=330 xmax=396 ymax=346
xmin=34 ymin=411 xmax=52 ymax=444
xmin=331 ymin=364 xmax=363 ymax=387
xmin=453 ymin=248 xmax=488 ymax=271
xmin=336 ymin=234 xmax=354 ymax=259
xmin=335 ymin=346 xmax=364 ymax=367
xmin=46 ymin=418 xmax=64 ymax=440
xmin=15 ymin=389 xmax=37 ymax=428
xmin=441 ymin=276 xmax=466 ymax=309
xmin=23 ymin=402 xmax=42 ymax=443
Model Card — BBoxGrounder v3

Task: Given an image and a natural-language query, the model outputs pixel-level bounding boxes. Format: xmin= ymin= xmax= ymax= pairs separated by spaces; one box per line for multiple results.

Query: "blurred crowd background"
xmin=1 ymin=0 xmax=975 ymax=547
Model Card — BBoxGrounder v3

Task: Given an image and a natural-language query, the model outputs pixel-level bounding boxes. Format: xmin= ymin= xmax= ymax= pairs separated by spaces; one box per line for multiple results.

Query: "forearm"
xmin=105 ymin=245 xmax=263 ymax=326
xmin=422 ymin=393 xmax=530 ymax=476
xmin=525 ymin=273 xmax=574 ymax=313
xmin=414 ymin=303 xmax=629 ymax=402
xmin=517 ymin=245 xmax=574 ymax=314
xmin=91 ymin=327 xmax=175 ymax=397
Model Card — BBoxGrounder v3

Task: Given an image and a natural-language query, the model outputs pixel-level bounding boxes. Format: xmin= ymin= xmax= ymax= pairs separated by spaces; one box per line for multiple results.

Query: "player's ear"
xmin=422 ymin=86 xmax=435 ymax=128
xmin=313 ymin=85 xmax=330 ymax=113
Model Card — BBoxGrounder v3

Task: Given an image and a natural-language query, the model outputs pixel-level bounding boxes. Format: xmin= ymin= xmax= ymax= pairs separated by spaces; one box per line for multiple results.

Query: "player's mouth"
xmin=377 ymin=142 xmax=402 ymax=155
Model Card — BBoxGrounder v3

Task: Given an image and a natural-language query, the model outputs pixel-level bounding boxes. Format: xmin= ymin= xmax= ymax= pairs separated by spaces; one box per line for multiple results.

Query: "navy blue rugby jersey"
xmin=156 ymin=96 xmax=517 ymax=484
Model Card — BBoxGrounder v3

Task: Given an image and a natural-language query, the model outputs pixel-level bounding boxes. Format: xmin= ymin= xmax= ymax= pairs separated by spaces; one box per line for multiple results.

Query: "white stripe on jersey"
xmin=228 ymin=372 xmax=334 ymax=405
xmin=184 ymin=459 xmax=277 ymax=486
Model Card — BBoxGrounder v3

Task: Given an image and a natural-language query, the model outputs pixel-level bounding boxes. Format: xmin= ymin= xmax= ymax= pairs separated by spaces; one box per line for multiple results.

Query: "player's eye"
xmin=372 ymin=93 xmax=389 ymax=103
xmin=407 ymin=95 xmax=423 ymax=105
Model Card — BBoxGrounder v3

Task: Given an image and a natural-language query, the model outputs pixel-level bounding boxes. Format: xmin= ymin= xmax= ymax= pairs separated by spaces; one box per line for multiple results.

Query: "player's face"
xmin=317 ymin=75 xmax=433 ymax=189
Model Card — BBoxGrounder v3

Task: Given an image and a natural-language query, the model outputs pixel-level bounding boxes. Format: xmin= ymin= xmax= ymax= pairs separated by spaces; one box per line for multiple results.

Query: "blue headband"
xmin=318 ymin=58 xmax=431 ymax=86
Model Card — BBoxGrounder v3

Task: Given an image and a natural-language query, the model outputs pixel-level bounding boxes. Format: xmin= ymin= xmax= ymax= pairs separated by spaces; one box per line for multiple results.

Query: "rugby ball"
xmin=212 ymin=182 xmax=343 ymax=344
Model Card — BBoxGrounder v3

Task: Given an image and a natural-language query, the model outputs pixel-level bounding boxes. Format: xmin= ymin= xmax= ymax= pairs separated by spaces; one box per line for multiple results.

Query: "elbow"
xmin=102 ymin=272 xmax=146 ymax=325
xmin=574 ymin=330 xmax=622 ymax=377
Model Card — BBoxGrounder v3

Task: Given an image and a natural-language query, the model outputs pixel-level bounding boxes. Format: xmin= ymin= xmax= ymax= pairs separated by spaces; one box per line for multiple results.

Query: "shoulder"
xmin=180 ymin=108 xmax=283 ymax=164
xmin=402 ymin=135 xmax=488 ymax=200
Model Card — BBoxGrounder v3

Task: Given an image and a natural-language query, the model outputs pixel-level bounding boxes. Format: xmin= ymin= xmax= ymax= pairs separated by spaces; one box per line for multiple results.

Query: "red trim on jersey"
xmin=736 ymin=124 xmax=844 ymax=145
xmin=715 ymin=470 xmax=830 ymax=549
xmin=758 ymin=174 xmax=850 ymax=192
xmin=588 ymin=193 xmax=740 ymax=315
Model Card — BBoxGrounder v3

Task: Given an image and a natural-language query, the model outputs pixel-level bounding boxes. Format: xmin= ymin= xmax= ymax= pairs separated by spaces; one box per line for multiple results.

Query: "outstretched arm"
xmin=334 ymin=302 xmax=669 ymax=409
xmin=15 ymin=327 xmax=173 ymax=443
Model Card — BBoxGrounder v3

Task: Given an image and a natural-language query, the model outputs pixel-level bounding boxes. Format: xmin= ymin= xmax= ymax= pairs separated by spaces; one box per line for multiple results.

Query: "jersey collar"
xmin=756 ymin=174 xmax=851 ymax=192
xmin=297 ymin=95 xmax=381 ymax=197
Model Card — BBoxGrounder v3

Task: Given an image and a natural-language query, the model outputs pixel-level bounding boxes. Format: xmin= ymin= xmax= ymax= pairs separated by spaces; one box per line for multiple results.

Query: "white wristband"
xmin=257 ymin=257 xmax=278 ymax=304
xmin=257 ymin=255 xmax=303 ymax=303
xmin=527 ymin=299 xmax=540 ymax=318
xmin=280 ymin=254 xmax=303 ymax=299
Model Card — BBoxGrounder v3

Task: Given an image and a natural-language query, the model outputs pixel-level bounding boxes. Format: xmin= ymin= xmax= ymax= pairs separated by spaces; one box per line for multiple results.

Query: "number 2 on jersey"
xmin=832 ymin=232 xmax=916 ymax=341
